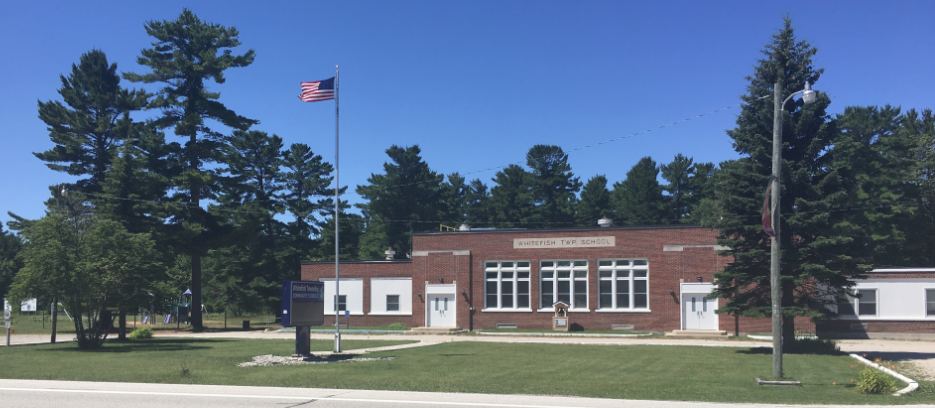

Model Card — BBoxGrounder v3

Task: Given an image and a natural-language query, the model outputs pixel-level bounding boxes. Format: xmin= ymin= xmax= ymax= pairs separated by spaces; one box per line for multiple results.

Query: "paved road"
xmin=2 ymin=380 xmax=932 ymax=408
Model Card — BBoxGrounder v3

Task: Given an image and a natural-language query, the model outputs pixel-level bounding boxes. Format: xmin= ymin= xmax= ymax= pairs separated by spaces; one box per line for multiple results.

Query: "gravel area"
xmin=238 ymin=354 xmax=395 ymax=367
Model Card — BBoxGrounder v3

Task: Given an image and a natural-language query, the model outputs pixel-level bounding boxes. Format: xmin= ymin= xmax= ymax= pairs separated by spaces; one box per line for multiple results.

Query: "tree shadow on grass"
xmin=737 ymin=347 xmax=846 ymax=356
xmin=40 ymin=338 xmax=230 ymax=353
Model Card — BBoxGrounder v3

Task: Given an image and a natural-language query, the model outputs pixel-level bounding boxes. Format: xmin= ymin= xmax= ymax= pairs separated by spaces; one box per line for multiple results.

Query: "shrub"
xmin=794 ymin=338 xmax=839 ymax=354
xmin=387 ymin=322 xmax=407 ymax=330
xmin=855 ymin=366 xmax=898 ymax=394
xmin=128 ymin=326 xmax=153 ymax=339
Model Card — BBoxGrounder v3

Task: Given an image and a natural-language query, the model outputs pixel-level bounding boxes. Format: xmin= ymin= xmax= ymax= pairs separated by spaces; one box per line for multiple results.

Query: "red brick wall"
xmin=299 ymin=226 xmax=833 ymax=334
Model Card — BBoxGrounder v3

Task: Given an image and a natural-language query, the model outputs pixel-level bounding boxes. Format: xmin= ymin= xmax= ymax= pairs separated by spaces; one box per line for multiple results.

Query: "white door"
xmin=427 ymin=294 xmax=455 ymax=327
xmin=682 ymin=294 xmax=717 ymax=330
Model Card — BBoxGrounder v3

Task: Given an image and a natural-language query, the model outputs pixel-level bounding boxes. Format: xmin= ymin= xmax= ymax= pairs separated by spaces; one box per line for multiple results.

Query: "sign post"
xmin=282 ymin=280 xmax=325 ymax=357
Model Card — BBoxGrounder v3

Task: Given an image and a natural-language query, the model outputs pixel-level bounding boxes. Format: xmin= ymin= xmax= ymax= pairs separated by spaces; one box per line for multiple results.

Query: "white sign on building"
xmin=513 ymin=236 xmax=615 ymax=249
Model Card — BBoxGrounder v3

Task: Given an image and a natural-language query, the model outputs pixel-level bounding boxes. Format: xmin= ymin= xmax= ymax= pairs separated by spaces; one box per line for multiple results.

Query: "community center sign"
xmin=513 ymin=236 xmax=615 ymax=249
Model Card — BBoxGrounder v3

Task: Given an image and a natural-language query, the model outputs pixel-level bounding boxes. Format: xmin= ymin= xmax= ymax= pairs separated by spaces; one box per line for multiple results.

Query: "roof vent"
xmin=598 ymin=216 xmax=613 ymax=228
xmin=459 ymin=223 xmax=471 ymax=231
xmin=384 ymin=247 xmax=396 ymax=260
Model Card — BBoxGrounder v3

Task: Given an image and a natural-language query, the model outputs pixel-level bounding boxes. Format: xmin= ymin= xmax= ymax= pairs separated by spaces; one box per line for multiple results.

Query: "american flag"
xmin=299 ymin=77 xmax=335 ymax=102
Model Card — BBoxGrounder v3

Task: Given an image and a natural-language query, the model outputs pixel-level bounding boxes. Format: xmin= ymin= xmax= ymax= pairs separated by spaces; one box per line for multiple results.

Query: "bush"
xmin=855 ymin=366 xmax=898 ymax=394
xmin=128 ymin=326 xmax=153 ymax=339
xmin=794 ymin=338 xmax=840 ymax=354
xmin=386 ymin=322 xmax=407 ymax=330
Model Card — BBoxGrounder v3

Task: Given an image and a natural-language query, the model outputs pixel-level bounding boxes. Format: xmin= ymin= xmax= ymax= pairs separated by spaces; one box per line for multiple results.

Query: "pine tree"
xmin=661 ymin=154 xmax=695 ymax=222
xmin=124 ymin=9 xmax=257 ymax=329
xmin=35 ymin=49 xmax=148 ymax=193
xmin=489 ymin=165 xmax=535 ymax=228
xmin=280 ymin=143 xmax=333 ymax=255
xmin=612 ymin=157 xmax=667 ymax=225
xmin=356 ymin=145 xmax=444 ymax=258
xmin=901 ymin=108 xmax=935 ymax=265
xmin=442 ymin=172 xmax=469 ymax=225
xmin=710 ymin=18 xmax=870 ymax=349
xmin=464 ymin=179 xmax=491 ymax=228
xmin=526 ymin=145 xmax=582 ymax=227
xmin=576 ymin=175 xmax=612 ymax=227
xmin=831 ymin=106 xmax=919 ymax=266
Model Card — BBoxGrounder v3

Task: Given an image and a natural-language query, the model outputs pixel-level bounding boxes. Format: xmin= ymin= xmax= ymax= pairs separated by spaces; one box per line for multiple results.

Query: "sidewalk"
xmin=1 ymin=333 xmax=76 ymax=346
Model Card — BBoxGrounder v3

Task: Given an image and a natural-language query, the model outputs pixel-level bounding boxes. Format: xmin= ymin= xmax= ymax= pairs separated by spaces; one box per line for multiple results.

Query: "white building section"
xmin=370 ymin=277 xmax=412 ymax=315
xmin=680 ymin=283 xmax=718 ymax=330
xmin=319 ymin=278 xmax=364 ymax=316
xmin=839 ymin=278 xmax=935 ymax=321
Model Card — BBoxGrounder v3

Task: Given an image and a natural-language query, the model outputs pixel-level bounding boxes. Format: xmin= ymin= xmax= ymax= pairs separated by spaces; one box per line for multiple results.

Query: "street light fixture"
xmin=770 ymin=80 xmax=817 ymax=378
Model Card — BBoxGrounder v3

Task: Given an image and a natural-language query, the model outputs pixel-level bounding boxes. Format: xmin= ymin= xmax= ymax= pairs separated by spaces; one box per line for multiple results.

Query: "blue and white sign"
xmin=282 ymin=280 xmax=325 ymax=327
xmin=291 ymin=282 xmax=324 ymax=302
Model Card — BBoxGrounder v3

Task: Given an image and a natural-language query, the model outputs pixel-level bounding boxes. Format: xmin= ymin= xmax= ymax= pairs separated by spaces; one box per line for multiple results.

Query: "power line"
xmin=366 ymin=95 xmax=772 ymax=193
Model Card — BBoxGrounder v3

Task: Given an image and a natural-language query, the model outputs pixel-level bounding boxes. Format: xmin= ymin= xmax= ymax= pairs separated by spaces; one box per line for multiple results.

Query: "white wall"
xmin=841 ymin=278 xmax=935 ymax=320
xmin=370 ymin=278 xmax=412 ymax=315
xmin=319 ymin=278 xmax=364 ymax=316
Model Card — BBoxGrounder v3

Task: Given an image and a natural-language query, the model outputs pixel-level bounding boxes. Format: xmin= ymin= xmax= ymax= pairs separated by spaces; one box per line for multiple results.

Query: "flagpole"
xmin=334 ymin=65 xmax=341 ymax=353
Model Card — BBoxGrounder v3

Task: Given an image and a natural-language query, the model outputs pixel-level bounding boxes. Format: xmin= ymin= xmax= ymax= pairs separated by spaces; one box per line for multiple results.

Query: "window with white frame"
xmin=336 ymin=295 xmax=347 ymax=311
xmin=928 ymin=289 xmax=935 ymax=317
xmin=386 ymin=295 xmax=399 ymax=312
xmin=597 ymin=259 xmax=649 ymax=310
xmin=838 ymin=289 xmax=877 ymax=316
xmin=539 ymin=260 xmax=588 ymax=310
xmin=484 ymin=261 xmax=530 ymax=309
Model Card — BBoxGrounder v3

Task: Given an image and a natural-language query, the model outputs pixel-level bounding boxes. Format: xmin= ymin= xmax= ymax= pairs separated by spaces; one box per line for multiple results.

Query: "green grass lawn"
xmin=1 ymin=339 xmax=931 ymax=404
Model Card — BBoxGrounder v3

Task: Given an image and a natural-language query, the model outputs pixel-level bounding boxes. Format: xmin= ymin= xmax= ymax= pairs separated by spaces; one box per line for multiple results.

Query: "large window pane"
xmin=517 ymin=281 xmax=529 ymax=308
xmin=486 ymin=281 xmax=497 ymax=308
xmin=557 ymin=280 xmax=570 ymax=304
xmin=858 ymin=289 xmax=876 ymax=316
xmin=574 ymin=281 xmax=587 ymax=309
xmin=541 ymin=281 xmax=553 ymax=308
xmin=501 ymin=281 xmax=514 ymax=308
xmin=634 ymin=280 xmax=648 ymax=308
xmin=599 ymin=281 xmax=612 ymax=308
xmin=616 ymin=280 xmax=630 ymax=308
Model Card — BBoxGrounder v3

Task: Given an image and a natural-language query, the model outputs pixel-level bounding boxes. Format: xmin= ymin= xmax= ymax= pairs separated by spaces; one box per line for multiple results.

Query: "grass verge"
xmin=1 ymin=339 xmax=931 ymax=404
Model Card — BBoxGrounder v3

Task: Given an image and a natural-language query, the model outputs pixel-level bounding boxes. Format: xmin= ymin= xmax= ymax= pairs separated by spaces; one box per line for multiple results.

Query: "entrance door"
xmin=427 ymin=294 xmax=455 ymax=327
xmin=682 ymin=294 xmax=717 ymax=330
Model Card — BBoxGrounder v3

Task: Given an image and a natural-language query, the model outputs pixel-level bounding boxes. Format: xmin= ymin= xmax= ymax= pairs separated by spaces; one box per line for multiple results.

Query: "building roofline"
xmin=870 ymin=267 xmax=935 ymax=273
xmin=413 ymin=224 xmax=706 ymax=236
xmin=301 ymin=259 xmax=412 ymax=265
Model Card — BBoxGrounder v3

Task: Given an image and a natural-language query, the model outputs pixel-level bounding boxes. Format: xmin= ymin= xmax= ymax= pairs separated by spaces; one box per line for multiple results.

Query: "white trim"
xmin=412 ymin=250 xmax=470 ymax=257
xmin=424 ymin=284 xmax=456 ymax=294
xmin=595 ymin=309 xmax=652 ymax=313
xmin=870 ymin=268 xmax=935 ymax=273
xmin=368 ymin=312 xmax=412 ymax=316
xmin=480 ymin=309 xmax=533 ymax=313
xmin=663 ymin=245 xmax=731 ymax=252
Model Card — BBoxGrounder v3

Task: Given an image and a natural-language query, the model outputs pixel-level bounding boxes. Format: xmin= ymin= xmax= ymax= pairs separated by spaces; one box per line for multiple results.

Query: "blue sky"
xmin=2 ymin=1 xmax=933 ymax=225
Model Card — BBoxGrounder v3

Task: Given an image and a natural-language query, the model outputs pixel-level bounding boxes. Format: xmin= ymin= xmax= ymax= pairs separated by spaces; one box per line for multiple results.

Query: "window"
xmin=540 ymin=260 xmax=588 ymax=309
xmin=927 ymin=290 xmax=935 ymax=317
xmin=857 ymin=289 xmax=877 ymax=316
xmin=597 ymin=259 xmax=649 ymax=310
xmin=336 ymin=295 xmax=347 ymax=312
xmin=484 ymin=261 xmax=531 ymax=309
xmin=838 ymin=289 xmax=876 ymax=316
xmin=386 ymin=295 xmax=399 ymax=312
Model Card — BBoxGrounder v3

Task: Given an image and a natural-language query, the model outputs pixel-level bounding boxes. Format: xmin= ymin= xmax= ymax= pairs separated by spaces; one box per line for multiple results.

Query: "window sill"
xmin=368 ymin=312 xmax=412 ymax=316
xmin=536 ymin=308 xmax=591 ymax=313
xmin=482 ymin=308 xmax=533 ymax=313
xmin=596 ymin=309 xmax=652 ymax=313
